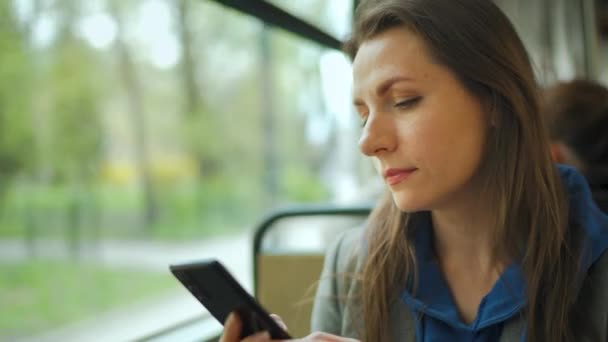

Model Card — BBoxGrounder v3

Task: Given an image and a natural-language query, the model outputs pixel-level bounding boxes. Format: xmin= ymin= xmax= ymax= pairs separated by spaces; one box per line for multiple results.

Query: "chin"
xmin=391 ymin=192 xmax=429 ymax=213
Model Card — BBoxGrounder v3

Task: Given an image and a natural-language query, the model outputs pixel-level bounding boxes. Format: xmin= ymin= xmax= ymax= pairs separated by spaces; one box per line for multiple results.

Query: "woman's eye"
xmin=395 ymin=96 xmax=422 ymax=109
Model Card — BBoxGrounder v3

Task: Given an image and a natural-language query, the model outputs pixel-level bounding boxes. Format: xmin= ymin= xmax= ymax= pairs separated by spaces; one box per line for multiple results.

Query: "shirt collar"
xmin=401 ymin=212 xmax=526 ymax=331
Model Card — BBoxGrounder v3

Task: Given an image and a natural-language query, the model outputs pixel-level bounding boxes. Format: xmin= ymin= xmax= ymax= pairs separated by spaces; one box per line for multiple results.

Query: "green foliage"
xmin=0 ymin=180 xmax=264 ymax=240
xmin=181 ymin=111 xmax=225 ymax=176
xmin=0 ymin=0 xmax=104 ymax=203
xmin=281 ymin=166 xmax=330 ymax=202
xmin=0 ymin=183 xmax=96 ymax=239
xmin=152 ymin=175 xmax=264 ymax=240
xmin=0 ymin=0 xmax=337 ymax=241
xmin=46 ymin=40 xmax=103 ymax=183
xmin=0 ymin=261 xmax=176 ymax=339
xmin=0 ymin=2 xmax=34 ymax=199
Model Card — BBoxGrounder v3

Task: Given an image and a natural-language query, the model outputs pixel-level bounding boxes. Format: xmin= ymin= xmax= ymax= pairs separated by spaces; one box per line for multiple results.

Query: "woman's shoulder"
xmin=310 ymin=227 xmax=365 ymax=338
xmin=313 ymin=226 xmax=417 ymax=341
xmin=574 ymin=250 xmax=608 ymax=340
xmin=581 ymin=249 xmax=608 ymax=300
xmin=325 ymin=227 xmax=365 ymax=274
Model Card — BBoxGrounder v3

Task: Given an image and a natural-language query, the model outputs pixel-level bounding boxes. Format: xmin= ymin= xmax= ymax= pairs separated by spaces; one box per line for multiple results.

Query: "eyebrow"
xmin=376 ymin=76 xmax=415 ymax=96
xmin=353 ymin=76 xmax=415 ymax=106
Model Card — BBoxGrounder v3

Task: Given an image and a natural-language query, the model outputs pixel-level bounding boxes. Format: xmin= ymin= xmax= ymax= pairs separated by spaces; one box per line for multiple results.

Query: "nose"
xmin=358 ymin=113 xmax=397 ymax=157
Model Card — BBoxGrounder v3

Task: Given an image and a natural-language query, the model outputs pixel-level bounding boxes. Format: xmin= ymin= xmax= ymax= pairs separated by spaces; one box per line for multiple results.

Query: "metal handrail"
xmin=207 ymin=0 xmax=343 ymax=50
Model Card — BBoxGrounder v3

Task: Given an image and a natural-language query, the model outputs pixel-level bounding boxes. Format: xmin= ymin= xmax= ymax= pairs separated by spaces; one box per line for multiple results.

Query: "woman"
xmin=542 ymin=79 xmax=608 ymax=212
xmin=221 ymin=0 xmax=608 ymax=341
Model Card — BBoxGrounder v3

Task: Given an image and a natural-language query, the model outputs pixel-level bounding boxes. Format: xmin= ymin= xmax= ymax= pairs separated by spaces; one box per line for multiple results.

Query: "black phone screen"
xmin=170 ymin=260 xmax=291 ymax=339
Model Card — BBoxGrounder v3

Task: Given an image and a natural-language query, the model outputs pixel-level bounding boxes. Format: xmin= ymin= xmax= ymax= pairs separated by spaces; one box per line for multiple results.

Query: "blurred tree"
xmin=174 ymin=0 xmax=226 ymax=179
xmin=265 ymin=26 xmax=331 ymax=203
xmin=175 ymin=0 xmax=201 ymax=117
xmin=109 ymin=0 xmax=159 ymax=229
xmin=39 ymin=0 xmax=105 ymax=257
xmin=49 ymin=24 xmax=103 ymax=182
xmin=0 ymin=2 xmax=34 ymax=203
xmin=259 ymin=24 xmax=279 ymax=204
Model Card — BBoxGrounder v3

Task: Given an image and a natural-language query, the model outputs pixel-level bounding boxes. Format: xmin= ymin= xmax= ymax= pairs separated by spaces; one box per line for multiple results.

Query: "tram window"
xmin=265 ymin=0 xmax=353 ymax=40
xmin=0 ymin=0 xmax=369 ymax=340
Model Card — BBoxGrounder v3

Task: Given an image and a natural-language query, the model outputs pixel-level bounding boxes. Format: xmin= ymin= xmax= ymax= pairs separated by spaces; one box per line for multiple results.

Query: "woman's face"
xmin=353 ymin=27 xmax=488 ymax=212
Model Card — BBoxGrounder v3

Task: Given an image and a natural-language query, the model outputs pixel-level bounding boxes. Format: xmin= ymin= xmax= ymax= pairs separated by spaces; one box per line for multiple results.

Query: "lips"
xmin=383 ymin=168 xmax=417 ymax=185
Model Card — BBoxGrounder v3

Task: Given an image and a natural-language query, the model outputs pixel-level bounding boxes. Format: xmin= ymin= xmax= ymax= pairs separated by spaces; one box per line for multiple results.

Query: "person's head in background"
xmin=542 ymin=79 xmax=608 ymax=211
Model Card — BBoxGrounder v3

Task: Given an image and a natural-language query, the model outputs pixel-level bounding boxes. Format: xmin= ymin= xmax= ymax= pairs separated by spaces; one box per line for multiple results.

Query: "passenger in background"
xmin=542 ymin=80 xmax=608 ymax=212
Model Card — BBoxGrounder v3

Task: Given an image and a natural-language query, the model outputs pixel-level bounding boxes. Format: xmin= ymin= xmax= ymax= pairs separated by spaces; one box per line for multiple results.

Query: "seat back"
xmin=253 ymin=206 xmax=371 ymax=338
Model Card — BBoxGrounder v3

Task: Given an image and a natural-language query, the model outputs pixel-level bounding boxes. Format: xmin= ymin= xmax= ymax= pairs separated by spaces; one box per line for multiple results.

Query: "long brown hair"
xmin=345 ymin=1 xmax=582 ymax=341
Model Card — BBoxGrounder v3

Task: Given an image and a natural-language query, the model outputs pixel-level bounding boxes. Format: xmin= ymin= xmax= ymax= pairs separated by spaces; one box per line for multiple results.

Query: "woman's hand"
xmin=219 ymin=312 xmax=263 ymax=342
xmin=219 ymin=312 xmax=359 ymax=342
xmin=219 ymin=312 xmax=285 ymax=342
xmin=280 ymin=332 xmax=361 ymax=342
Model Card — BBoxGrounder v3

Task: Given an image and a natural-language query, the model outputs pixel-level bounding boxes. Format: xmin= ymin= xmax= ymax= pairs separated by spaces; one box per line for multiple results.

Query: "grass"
xmin=0 ymin=260 xmax=177 ymax=340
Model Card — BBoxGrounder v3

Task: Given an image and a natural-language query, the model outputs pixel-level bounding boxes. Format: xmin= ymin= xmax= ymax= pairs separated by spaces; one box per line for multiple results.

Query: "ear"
xmin=549 ymin=143 xmax=566 ymax=163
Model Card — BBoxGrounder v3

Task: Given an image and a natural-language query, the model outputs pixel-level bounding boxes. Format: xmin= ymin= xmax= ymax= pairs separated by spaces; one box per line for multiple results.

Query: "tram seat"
xmin=252 ymin=206 xmax=371 ymax=338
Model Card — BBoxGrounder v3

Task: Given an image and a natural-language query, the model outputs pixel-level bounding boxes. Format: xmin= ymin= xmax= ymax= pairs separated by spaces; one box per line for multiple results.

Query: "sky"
xmin=14 ymin=0 xmax=181 ymax=69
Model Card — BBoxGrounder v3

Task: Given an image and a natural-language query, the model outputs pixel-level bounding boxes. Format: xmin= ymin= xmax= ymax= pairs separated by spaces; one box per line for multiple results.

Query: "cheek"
xmin=405 ymin=112 xmax=485 ymax=176
xmin=400 ymin=117 xmax=446 ymax=167
xmin=434 ymin=118 xmax=486 ymax=178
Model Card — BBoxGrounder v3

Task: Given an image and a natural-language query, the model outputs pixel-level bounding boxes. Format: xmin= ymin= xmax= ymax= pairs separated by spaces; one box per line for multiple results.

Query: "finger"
xmin=270 ymin=314 xmax=288 ymax=331
xmin=242 ymin=331 xmax=271 ymax=342
xmin=294 ymin=331 xmax=360 ymax=342
xmin=220 ymin=312 xmax=242 ymax=342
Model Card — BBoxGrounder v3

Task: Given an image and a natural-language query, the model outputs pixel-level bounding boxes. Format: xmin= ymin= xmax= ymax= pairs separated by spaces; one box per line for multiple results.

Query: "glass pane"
xmin=260 ymin=215 xmax=368 ymax=254
xmin=1 ymin=0 xmax=370 ymax=340
xmin=266 ymin=0 xmax=353 ymax=40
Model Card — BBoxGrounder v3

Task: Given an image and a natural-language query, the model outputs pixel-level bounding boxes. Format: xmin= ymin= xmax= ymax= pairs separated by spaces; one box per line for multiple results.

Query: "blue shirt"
xmin=401 ymin=165 xmax=608 ymax=342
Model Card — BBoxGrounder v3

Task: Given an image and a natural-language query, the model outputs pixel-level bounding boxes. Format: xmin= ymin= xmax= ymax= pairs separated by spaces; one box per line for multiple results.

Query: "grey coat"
xmin=310 ymin=229 xmax=608 ymax=341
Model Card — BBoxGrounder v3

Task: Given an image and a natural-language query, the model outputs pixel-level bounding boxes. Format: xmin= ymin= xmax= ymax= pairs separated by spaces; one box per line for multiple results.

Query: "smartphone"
xmin=169 ymin=259 xmax=291 ymax=339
